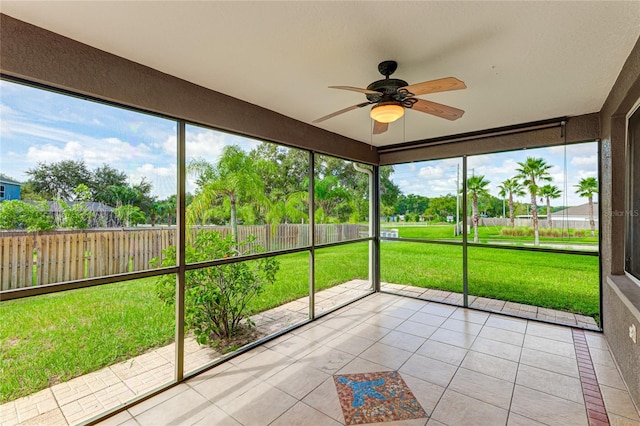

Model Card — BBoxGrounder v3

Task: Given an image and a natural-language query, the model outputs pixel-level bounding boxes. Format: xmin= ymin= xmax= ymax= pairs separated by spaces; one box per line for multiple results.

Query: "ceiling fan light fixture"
xmin=370 ymin=102 xmax=404 ymax=123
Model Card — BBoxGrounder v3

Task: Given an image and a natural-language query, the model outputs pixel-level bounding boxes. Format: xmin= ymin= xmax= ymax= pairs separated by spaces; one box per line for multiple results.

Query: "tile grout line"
xmin=572 ymin=329 xmax=610 ymax=426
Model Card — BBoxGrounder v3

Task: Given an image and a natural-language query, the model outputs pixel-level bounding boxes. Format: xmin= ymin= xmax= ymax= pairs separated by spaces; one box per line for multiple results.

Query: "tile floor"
xmin=93 ymin=293 xmax=639 ymax=426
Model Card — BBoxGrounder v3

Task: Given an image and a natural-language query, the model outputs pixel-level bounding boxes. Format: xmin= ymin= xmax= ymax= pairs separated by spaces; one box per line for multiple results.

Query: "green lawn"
xmin=0 ymin=240 xmax=599 ymax=403
xmin=381 ymin=224 xmax=599 ymax=246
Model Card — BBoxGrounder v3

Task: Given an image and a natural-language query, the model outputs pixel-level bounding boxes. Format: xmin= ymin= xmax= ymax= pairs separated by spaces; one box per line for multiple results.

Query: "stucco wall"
xmin=599 ymin=34 xmax=640 ymax=409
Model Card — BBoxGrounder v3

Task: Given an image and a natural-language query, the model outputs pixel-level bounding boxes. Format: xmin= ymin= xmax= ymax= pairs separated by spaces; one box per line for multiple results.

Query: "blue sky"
xmin=0 ymin=80 xmax=258 ymax=199
xmin=1 ymin=79 xmax=597 ymax=206
xmin=390 ymin=141 xmax=599 ymax=207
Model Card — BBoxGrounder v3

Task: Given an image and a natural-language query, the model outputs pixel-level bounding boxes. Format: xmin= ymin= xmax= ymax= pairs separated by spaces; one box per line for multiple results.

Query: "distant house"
xmin=551 ymin=203 xmax=599 ymax=222
xmin=26 ymin=200 xmax=118 ymax=228
xmin=0 ymin=178 xmax=22 ymax=201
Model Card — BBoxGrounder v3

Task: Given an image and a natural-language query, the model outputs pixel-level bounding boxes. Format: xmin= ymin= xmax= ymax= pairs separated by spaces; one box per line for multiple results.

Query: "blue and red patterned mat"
xmin=333 ymin=371 xmax=428 ymax=425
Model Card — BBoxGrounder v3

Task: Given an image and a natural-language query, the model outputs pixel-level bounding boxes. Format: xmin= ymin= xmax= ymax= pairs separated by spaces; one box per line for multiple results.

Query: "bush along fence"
xmin=0 ymin=224 xmax=366 ymax=290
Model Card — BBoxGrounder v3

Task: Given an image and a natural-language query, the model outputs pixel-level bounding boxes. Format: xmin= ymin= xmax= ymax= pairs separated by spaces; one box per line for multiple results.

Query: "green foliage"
xmin=154 ymin=231 xmax=279 ymax=344
xmin=25 ymin=160 xmax=93 ymax=201
xmin=0 ymin=200 xmax=53 ymax=231
xmin=113 ymin=204 xmax=147 ymax=227
xmin=56 ymin=199 xmax=94 ymax=229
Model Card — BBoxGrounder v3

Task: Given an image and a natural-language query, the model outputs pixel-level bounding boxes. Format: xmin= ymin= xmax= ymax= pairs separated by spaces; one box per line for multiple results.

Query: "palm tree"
xmin=539 ymin=184 xmax=562 ymax=228
xmin=310 ymin=175 xmax=350 ymax=224
xmin=187 ymin=145 xmax=267 ymax=245
xmin=516 ymin=157 xmax=552 ymax=245
xmin=467 ymin=175 xmax=491 ymax=243
xmin=575 ymin=177 xmax=598 ymax=237
xmin=497 ymin=177 xmax=526 ymax=228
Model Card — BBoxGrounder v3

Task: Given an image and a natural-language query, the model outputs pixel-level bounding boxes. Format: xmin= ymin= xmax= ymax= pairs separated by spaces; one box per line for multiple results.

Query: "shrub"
xmin=153 ymin=230 xmax=279 ymax=345
xmin=0 ymin=200 xmax=53 ymax=231
xmin=499 ymin=226 xmax=533 ymax=237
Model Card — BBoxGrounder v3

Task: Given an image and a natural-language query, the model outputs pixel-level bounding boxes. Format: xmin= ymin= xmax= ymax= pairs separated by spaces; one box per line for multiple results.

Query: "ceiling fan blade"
xmin=329 ymin=86 xmax=382 ymax=95
xmin=313 ymin=102 xmax=371 ymax=124
xmin=401 ymin=77 xmax=466 ymax=96
xmin=373 ymin=120 xmax=388 ymax=134
xmin=410 ymin=99 xmax=465 ymax=121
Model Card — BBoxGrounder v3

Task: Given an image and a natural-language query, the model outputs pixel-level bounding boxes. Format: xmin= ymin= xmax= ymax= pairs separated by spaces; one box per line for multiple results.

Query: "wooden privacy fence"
xmin=0 ymin=224 xmax=366 ymax=290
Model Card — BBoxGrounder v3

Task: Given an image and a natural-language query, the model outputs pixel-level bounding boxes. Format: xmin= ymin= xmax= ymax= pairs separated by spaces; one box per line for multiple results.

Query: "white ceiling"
xmin=2 ymin=1 xmax=640 ymax=147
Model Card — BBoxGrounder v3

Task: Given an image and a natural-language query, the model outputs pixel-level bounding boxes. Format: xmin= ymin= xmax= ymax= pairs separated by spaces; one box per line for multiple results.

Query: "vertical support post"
xmin=175 ymin=121 xmax=186 ymax=382
xmin=462 ymin=156 xmax=469 ymax=308
xmin=372 ymin=164 xmax=381 ymax=292
xmin=308 ymin=151 xmax=315 ymax=320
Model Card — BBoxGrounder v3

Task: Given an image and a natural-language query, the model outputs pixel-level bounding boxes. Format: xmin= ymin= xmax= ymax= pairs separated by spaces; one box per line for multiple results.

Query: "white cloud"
xmin=571 ymin=155 xmax=597 ymax=167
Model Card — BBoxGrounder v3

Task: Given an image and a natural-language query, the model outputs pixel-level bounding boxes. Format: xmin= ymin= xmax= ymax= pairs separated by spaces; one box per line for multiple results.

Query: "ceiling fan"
xmin=313 ymin=60 xmax=466 ymax=134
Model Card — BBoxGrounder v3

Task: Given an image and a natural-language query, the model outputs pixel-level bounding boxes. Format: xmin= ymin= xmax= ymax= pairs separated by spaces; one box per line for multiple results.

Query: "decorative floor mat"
xmin=333 ymin=371 xmax=428 ymax=425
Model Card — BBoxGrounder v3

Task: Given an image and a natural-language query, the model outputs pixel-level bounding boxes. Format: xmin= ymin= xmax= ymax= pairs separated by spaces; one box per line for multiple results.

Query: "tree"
xmin=516 ymin=157 xmax=552 ymax=245
xmin=25 ymin=160 xmax=93 ymax=201
xmin=498 ymin=178 xmax=526 ymax=228
xmin=467 ymin=175 xmax=491 ymax=243
xmin=55 ymin=184 xmax=95 ymax=229
xmin=575 ymin=177 xmax=598 ymax=237
xmin=114 ymin=204 xmax=147 ymax=227
xmin=0 ymin=200 xmax=53 ymax=231
xmin=154 ymin=231 xmax=279 ymax=344
xmin=92 ymin=164 xmax=127 ymax=204
xmin=539 ymin=184 xmax=562 ymax=228
xmin=312 ymin=175 xmax=351 ymax=223
xmin=188 ymin=145 xmax=267 ymax=244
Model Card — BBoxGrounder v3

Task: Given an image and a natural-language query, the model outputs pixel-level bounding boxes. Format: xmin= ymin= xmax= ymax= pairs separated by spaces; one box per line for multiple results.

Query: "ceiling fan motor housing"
xmin=366 ymin=78 xmax=409 ymax=103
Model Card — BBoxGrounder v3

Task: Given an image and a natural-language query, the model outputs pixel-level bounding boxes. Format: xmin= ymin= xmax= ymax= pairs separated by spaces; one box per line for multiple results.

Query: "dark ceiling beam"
xmin=378 ymin=113 xmax=600 ymax=165
xmin=0 ymin=14 xmax=377 ymax=165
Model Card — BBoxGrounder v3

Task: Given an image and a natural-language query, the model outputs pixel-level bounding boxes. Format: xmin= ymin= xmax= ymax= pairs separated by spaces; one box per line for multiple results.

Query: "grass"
xmin=381 ymin=224 xmax=599 ymax=246
xmin=1 ymin=240 xmax=599 ymax=403
xmin=380 ymin=242 xmax=599 ymax=317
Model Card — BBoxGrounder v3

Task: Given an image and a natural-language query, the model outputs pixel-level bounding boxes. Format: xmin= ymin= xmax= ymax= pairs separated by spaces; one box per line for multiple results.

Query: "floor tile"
xmin=429 ymin=328 xmax=476 ymax=349
xmin=265 ymin=362 xmax=330 ymax=399
xmin=461 ymin=350 xmax=518 ymax=382
xmin=506 ymin=412 xmax=547 ymax=425
xmin=526 ymin=322 xmax=574 ymax=343
xmin=337 ymin=357 xmax=390 ymax=375
xmin=519 ymin=347 xmax=580 ymax=378
xmin=415 ymin=340 xmax=468 ymax=366
xmin=299 ymin=346 xmax=355 ymax=374
xmin=382 ymin=305 xmax=418 ymax=320
xmin=393 ymin=320 xmax=438 ymax=339
xmin=268 ymin=334 xmax=324 ymax=360
xmin=407 ymin=311 xmax=447 ymax=327
xmin=600 ymin=385 xmax=640 ymax=421
xmin=419 ymin=303 xmax=457 ymax=318
xmin=217 ymin=381 xmax=297 ymax=426
xmin=270 ymin=401 xmax=342 ymax=426
xmin=510 ymin=384 xmax=588 ymax=426
xmin=449 ymin=308 xmax=490 ymax=325
xmin=515 ymin=364 xmax=584 ymax=404
xmin=471 ymin=336 xmax=522 ymax=362
xmin=301 ymin=377 xmax=345 ymax=422
xmin=592 ymin=362 xmax=628 ymax=390
xmin=399 ymin=354 xmax=458 ymax=387
xmin=440 ymin=317 xmax=484 ymax=335
xmin=401 ymin=374 xmax=446 ymax=416
xmin=134 ymin=387 xmax=210 ymax=425
xmin=379 ymin=330 xmax=426 ymax=352
xmin=478 ymin=325 xmax=525 ymax=346
xmin=485 ymin=315 xmax=528 ymax=333
xmin=325 ymin=331 xmax=375 ymax=356
xmin=232 ymin=348 xmax=294 ymax=380
xmin=348 ymin=322 xmax=392 ymax=341
xmin=608 ymin=412 xmax=640 ymax=426
xmin=359 ymin=342 xmax=413 ymax=370
xmin=449 ymin=368 xmax=514 ymax=409
xmin=588 ymin=346 xmax=616 ymax=367
xmin=192 ymin=405 xmax=241 ymax=425
xmin=430 ymin=389 xmax=509 ymax=426
xmin=364 ymin=313 xmax=406 ymax=329
xmin=189 ymin=365 xmax=257 ymax=405
xmin=523 ymin=334 xmax=576 ymax=358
